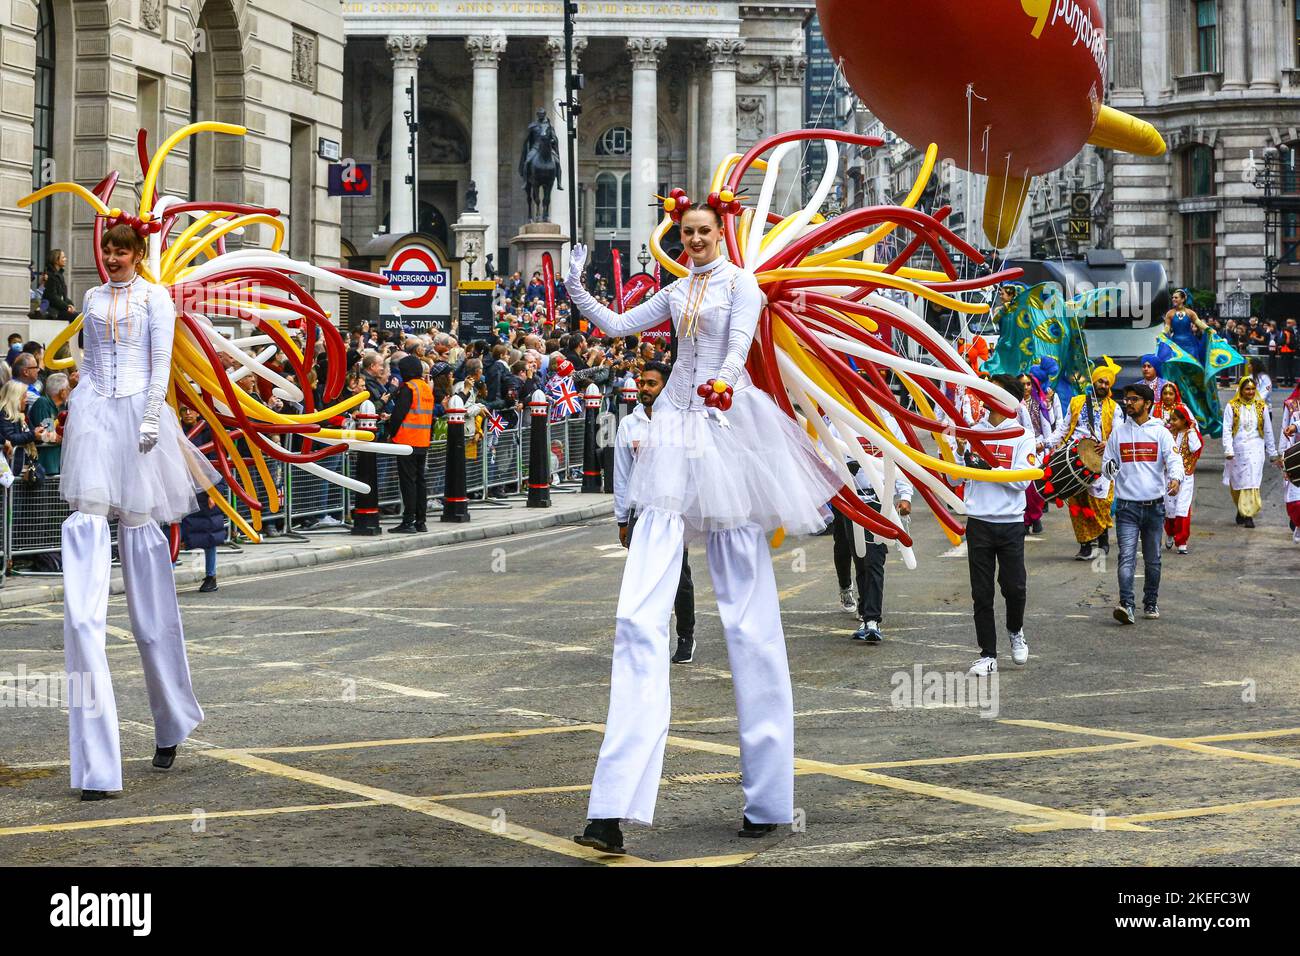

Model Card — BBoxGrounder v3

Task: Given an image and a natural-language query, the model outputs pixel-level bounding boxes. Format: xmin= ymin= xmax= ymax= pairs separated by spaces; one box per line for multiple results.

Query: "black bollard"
xmin=350 ymin=412 xmax=382 ymax=535
xmin=581 ymin=383 xmax=603 ymax=493
xmin=441 ymin=394 xmax=471 ymax=522
xmin=526 ymin=388 xmax=552 ymax=508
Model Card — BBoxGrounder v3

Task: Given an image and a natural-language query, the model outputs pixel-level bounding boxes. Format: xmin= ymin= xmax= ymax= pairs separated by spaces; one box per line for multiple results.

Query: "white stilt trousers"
xmin=63 ymin=512 xmax=203 ymax=792
xmin=587 ymin=508 xmax=794 ymax=825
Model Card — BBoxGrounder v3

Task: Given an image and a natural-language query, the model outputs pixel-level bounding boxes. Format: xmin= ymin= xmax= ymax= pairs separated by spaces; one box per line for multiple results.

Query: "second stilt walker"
xmin=565 ymin=129 xmax=1033 ymax=854
xmin=566 ymin=199 xmax=841 ymax=852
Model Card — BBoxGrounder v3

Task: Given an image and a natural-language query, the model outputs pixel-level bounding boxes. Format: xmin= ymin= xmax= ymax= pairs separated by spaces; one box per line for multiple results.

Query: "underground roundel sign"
xmin=380 ymin=243 xmax=450 ymax=319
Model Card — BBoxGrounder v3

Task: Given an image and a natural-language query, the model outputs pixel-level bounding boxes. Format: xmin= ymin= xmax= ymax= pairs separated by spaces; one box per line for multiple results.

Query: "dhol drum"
xmin=1033 ymin=437 xmax=1104 ymax=505
xmin=1283 ymin=443 xmax=1300 ymax=487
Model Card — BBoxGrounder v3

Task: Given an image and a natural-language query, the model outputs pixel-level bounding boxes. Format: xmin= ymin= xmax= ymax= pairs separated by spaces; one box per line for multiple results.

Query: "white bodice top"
xmin=79 ymin=275 xmax=176 ymax=400
xmin=565 ymin=256 xmax=762 ymax=411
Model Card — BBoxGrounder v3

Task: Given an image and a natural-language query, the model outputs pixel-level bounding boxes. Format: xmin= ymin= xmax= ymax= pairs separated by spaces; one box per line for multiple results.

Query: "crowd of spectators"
xmin=1205 ymin=313 xmax=1298 ymax=387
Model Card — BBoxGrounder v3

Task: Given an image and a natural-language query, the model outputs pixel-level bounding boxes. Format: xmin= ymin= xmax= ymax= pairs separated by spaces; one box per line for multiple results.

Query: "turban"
xmin=1029 ymin=355 xmax=1058 ymax=386
xmin=1140 ymin=352 xmax=1162 ymax=372
xmin=1091 ymin=355 xmax=1121 ymax=386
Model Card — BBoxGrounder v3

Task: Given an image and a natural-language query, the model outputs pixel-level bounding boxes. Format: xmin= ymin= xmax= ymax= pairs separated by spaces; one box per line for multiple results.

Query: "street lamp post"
xmin=404 ymin=77 xmax=418 ymax=234
xmin=563 ymin=1 xmax=583 ymax=252
xmin=637 ymin=243 xmax=650 ymax=271
xmin=464 ymin=239 xmax=478 ymax=282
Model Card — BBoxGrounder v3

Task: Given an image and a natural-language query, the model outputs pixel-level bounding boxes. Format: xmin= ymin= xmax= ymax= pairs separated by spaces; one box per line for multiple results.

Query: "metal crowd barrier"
xmin=3 ymin=475 xmax=120 ymax=575
xmin=1 ymin=409 xmax=598 ymax=574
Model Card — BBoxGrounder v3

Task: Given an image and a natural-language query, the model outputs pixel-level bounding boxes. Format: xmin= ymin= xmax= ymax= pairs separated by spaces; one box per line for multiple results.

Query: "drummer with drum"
xmin=1058 ymin=357 xmax=1122 ymax=561
xmin=1278 ymin=384 xmax=1300 ymax=544
xmin=1017 ymin=358 xmax=1065 ymax=537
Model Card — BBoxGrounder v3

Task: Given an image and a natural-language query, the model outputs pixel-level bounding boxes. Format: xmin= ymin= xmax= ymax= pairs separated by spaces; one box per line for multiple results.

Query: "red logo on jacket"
xmin=982 ymin=444 xmax=1013 ymax=468
xmin=1119 ymin=441 xmax=1158 ymax=463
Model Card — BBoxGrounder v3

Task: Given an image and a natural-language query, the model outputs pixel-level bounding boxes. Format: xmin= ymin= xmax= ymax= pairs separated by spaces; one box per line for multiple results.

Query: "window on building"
xmin=1196 ymin=0 xmax=1218 ymax=73
xmin=595 ymin=172 xmax=619 ymax=229
xmin=136 ymin=72 xmax=161 ymax=154
xmin=30 ymin=0 xmax=54 ymax=273
xmin=1182 ymin=145 xmax=1215 ymax=196
xmin=620 ymin=174 xmax=631 ymax=229
xmin=596 ymin=127 xmax=631 ymax=156
xmin=289 ymin=118 xmax=313 ymax=261
xmin=1183 ymin=212 xmax=1216 ymax=292
xmin=1295 ymin=1 xmax=1300 ymax=70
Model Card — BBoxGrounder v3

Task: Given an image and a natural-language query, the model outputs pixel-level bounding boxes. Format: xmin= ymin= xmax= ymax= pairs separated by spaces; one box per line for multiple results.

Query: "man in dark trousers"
xmin=613 ymin=362 xmax=696 ymax=663
xmin=947 ymin=374 xmax=1038 ymax=676
xmin=386 ymin=355 xmax=434 ymax=533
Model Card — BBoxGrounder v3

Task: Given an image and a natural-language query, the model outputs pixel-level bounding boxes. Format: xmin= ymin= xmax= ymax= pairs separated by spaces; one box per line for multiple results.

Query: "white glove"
xmin=138 ymin=415 xmax=160 ymax=454
xmin=139 ymin=388 xmax=164 ymax=454
xmin=566 ymin=243 xmax=588 ymax=285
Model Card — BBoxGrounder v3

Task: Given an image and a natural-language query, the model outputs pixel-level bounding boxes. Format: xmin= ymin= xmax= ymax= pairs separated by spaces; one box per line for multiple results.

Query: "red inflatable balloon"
xmin=816 ymin=0 xmax=1164 ymax=245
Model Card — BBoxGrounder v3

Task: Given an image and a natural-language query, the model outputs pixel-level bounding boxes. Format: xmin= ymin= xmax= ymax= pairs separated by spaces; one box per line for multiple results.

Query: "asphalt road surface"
xmin=2 ymin=440 xmax=1298 ymax=866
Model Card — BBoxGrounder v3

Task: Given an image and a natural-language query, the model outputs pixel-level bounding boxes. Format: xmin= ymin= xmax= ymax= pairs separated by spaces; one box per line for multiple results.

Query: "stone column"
xmin=467 ymin=35 xmax=507 ymax=260
xmin=1109 ymin=0 xmax=1142 ymax=96
xmin=628 ymin=37 xmax=666 ymax=252
xmin=686 ymin=68 xmax=700 ymax=202
xmin=1220 ymin=0 xmax=1248 ymax=90
xmin=705 ymin=38 xmax=744 ymax=181
xmin=386 ymin=35 xmax=426 ymax=237
xmin=544 ymin=36 xmax=586 ymax=235
xmin=1247 ymin=0 xmax=1278 ymax=90
xmin=582 ymin=182 xmax=597 ymax=247
xmin=1141 ymin=0 xmax=1169 ymax=103
xmin=697 ymin=60 xmax=713 ymax=196
xmin=774 ymin=55 xmax=807 ymax=209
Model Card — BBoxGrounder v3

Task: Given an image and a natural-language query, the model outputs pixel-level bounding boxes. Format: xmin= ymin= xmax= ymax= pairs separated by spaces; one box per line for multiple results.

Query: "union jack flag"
xmin=548 ymin=374 xmax=583 ymax=421
xmin=486 ymin=411 xmax=505 ymax=435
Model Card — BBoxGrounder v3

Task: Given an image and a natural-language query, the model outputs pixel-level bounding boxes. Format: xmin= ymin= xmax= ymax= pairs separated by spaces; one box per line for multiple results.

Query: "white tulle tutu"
xmin=60 ymin=387 xmax=219 ymax=524
xmin=627 ymin=385 xmax=840 ymax=537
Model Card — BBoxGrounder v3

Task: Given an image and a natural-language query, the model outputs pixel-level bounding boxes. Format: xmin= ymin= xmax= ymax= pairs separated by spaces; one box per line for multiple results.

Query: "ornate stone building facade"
xmin=0 ymin=0 xmax=346 ymax=338
xmin=338 ymin=1 xmax=811 ymax=275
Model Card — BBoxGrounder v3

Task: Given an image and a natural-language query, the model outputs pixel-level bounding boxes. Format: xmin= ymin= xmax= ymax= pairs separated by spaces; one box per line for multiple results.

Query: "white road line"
xmin=346 ymin=569 xmax=456 ymax=604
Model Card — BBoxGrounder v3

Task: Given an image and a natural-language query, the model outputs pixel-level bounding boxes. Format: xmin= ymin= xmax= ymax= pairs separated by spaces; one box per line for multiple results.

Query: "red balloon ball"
xmin=816 ymin=0 xmax=1106 ymax=176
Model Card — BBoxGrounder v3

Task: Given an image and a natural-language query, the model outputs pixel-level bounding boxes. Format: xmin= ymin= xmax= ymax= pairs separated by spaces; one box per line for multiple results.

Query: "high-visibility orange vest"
xmin=392 ymin=378 xmax=434 ymax=448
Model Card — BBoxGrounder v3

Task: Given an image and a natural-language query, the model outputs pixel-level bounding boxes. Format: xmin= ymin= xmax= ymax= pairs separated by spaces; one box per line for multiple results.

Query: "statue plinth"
xmin=509 ymin=221 xmax=569 ymax=283
xmin=451 ymin=212 xmax=488 ymax=277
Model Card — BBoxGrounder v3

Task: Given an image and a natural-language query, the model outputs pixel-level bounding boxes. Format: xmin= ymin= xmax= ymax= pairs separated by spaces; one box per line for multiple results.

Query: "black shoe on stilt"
xmin=153 ymin=745 xmax=177 ymax=769
xmin=574 ymin=818 xmax=625 ymax=855
xmin=198 ymin=575 xmax=217 ymax=593
xmin=1244 ymin=516 xmax=1255 ymax=528
xmin=80 ymin=789 xmax=110 ymax=802
xmin=738 ymin=816 xmax=779 ymax=838
xmin=1236 ymin=512 xmax=1245 ymax=525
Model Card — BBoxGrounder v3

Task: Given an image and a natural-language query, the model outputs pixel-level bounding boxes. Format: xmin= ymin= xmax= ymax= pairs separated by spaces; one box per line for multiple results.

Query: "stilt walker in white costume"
xmin=60 ymin=222 xmax=215 ymax=799
xmin=21 ymin=123 xmax=416 ymax=800
xmin=567 ymin=129 xmax=1035 ymax=854
xmin=567 ymin=200 xmax=840 ymax=851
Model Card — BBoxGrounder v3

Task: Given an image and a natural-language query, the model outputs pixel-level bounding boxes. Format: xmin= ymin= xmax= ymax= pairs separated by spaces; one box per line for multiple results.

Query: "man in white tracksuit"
xmin=1103 ymin=382 xmax=1185 ymax=624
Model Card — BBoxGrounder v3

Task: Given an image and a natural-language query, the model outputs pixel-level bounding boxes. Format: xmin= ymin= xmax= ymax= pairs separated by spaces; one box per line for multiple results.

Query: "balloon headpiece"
xmin=657 ymin=186 xmax=747 ymax=223
xmin=18 ymin=122 xmax=418 ymax=544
